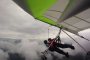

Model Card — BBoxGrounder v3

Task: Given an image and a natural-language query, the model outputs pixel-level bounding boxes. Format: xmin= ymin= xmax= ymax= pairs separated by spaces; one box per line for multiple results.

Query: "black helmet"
xmin=44 ymin=40 xmax=47 ymax=44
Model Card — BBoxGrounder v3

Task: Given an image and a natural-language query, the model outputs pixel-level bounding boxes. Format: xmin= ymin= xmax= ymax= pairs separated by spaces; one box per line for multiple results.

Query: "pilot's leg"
xmin=56 ymin=43 xmax=75 ymax=50
xmin=54 ymin=47 xmax=69 ymax=58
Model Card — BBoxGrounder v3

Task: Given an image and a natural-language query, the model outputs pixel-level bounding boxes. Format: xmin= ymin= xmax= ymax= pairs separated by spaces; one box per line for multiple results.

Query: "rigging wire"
xmin=62 ymin=29 xmax=87 ymax=53
xmin=55 ymin=28 xmax=62 ymax=43
xmin=47 ymin=26 xmax=51 ymax=39
xmin=48 ymin=27 xmax=49 ymax=38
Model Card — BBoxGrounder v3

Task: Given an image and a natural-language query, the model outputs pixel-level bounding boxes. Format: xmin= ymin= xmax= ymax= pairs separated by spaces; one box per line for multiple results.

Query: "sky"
xmin=0 ymin=0 xmax=90 ymax=60
xmin=0 ymin=0 xmax=51 ymax=39
xmin=0 ymin=0 xmax=90 ymax=39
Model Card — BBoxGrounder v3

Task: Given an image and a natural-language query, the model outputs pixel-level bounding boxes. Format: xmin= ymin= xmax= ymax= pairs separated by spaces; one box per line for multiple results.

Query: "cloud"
xmin=0 ymin=33 xmax=89 ymax=60
xmin=0 ymin=38 xmax=47 ymax=60
xmin=0 ymin=0 xmax=90 ymax=60
xmin=0 ymin=0 xmax=50 ymax=39
xmin=0 ymin=49 xmax=8 ymax=60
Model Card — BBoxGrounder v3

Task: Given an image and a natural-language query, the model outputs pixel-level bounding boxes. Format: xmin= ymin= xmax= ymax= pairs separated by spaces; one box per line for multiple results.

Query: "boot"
xmin=70 ymin=45 xmax=75 ymax=50
xmin=65 ymin=52 xmax=69 ymax=58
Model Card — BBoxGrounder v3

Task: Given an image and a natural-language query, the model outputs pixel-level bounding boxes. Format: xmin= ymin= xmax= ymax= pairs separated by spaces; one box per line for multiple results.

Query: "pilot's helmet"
xmin=44 ymin=40 xmax=47 ymax=44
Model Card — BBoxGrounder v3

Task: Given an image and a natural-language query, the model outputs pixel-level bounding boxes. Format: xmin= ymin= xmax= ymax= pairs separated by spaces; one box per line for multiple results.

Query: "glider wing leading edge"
xmin=13 ymin=0 xmax=90 ymax=36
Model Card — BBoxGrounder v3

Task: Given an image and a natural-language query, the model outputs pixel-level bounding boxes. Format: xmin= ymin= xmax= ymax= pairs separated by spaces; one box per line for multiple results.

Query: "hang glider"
xmin=13 ymin=0 xmax=90 ymax=38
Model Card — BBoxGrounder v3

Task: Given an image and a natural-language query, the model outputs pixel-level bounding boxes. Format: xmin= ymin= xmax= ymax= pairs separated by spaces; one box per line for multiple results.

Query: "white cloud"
xmin=0 ymin=0 xmax=51 ymax=39
xmin=0 ymin=50 xmax=8 ymax=60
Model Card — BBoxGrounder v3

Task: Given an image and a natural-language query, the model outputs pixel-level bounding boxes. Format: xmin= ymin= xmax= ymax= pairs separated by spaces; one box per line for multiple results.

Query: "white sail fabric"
xmin=44 ymin=0 xmax=90 ymax=34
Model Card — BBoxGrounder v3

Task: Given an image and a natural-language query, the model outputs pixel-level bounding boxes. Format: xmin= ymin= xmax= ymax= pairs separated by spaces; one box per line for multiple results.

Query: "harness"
xmin=42 ymin=28 xmax=62 ymax=54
